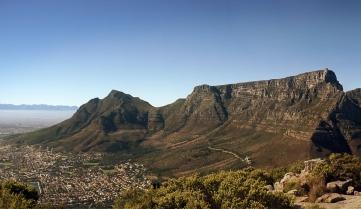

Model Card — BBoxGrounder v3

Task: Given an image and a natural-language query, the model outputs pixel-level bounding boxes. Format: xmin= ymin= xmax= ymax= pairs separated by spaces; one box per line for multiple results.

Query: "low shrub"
xmin=283 ymin=178 xmax=307 ymax=196
xmin=0 ymin=180 xmax=39 ymax=209
xmin=113 ymin=169 xmax=296 ymax=209
xmin=311 ymin=153 xmax=361 ymax=189
xmin=306 ymin=175 xmax=326 ymax=202
xmin=269 ymin=161 xmax=304 ymax=182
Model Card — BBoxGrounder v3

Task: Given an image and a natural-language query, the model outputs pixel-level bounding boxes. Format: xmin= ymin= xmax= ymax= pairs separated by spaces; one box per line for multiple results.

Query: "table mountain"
xmin=6 ymin=69 xmax=361 ymax=176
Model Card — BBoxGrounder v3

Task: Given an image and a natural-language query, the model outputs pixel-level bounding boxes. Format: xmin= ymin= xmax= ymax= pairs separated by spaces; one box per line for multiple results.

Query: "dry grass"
xmin=307 ymin=175 xmax=327 ymax=202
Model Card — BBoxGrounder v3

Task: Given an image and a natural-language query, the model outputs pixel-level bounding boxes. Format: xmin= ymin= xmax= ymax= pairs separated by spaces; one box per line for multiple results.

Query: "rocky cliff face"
xmin=347 ymin=88 xmax=361 ymax=108
xmin=7 ymin=69 xmax=361 ymax=175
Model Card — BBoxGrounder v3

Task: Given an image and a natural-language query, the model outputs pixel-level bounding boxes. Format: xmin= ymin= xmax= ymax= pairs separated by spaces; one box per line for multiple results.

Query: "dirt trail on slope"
xmin=207 ymin=144 xmax=251 ymax=165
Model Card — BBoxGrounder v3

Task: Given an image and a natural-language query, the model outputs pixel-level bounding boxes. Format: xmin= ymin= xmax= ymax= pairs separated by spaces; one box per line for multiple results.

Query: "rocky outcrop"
xmin=315 ymin=193 xmax=346 ymax=203
xmin=297 ymin=195 xmax=361 ymax=209
xmin=311 ymin=88 xmax=361 ymax=157
xmin=6 ymin=69 xmax=361 ymax=175
xmin=347 ymin=186 xmax=355 ymax=195
xmin=347 ymin=88 xmax=361 ymax=108
xmin=327 ymin=180 xmax=353 ymax=193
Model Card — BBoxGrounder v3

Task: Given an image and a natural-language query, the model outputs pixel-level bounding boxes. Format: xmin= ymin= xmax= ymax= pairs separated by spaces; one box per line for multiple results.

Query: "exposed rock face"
xmin=274 ymin=172 xmax=304 ymax=193
xmin=327 ymin=180 xmax=353 ymax=193
xmin=347 ymin=89 xmax=361 ymax=108
xmin=347 ymin=186 xmax=355 ymax=195
xmin=161 ymin=84 xmax=228 ymax=135
xmin=311 ymin=87 xmax=361 ymax=157
xmin=7 ymin=69 xmax=361 ymax=175
xmin=315 ymin=193 xmax=346 ymax=203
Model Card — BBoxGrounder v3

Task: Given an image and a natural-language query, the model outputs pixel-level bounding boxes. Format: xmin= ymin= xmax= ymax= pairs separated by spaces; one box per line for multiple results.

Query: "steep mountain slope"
xmin=143 ymin=69 xmax=356 ymax=174
xmin=6 ymin=69 xmax=361 ymax=176
xmin=9 ymin=91 xmax=153 ymax=152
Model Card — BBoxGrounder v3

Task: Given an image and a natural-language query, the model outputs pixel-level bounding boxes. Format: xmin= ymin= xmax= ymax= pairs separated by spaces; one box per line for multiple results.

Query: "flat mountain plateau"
xmin=6 ymin=69 xmax=361 ymax=176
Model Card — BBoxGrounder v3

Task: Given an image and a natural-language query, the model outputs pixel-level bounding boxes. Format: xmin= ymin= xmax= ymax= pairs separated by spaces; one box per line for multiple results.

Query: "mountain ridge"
xmin=5 ymin=68 xmax=361 ymax=176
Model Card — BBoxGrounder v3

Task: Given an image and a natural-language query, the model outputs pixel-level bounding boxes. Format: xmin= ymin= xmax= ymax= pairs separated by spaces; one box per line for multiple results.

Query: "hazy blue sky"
xmin=0 ymin=0 xmax=360 ymax=107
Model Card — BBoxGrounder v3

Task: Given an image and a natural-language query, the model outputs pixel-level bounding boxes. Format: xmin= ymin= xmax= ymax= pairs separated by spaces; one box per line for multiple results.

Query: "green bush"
xmin=311 ymin=153 xmax=361 ymax=189
xmin=113 ymin=169 xmax=295 ymax=209
xmin=269 ymin=161 xmax=304 ymax=182
xmin=306 ymin=175 xmax=326 ymax=202
xmin=0 ymin=180 xmax=40 ymax=209
xmin=283 ymin=178 xmax=307 ymax=195
xmin=303 ymin=153 xmax=361 ymax=201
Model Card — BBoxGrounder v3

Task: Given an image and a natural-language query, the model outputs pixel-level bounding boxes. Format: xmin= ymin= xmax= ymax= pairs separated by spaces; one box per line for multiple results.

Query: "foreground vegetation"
xmin=113 ymin=168 xmax=295 ymax=209
xmin=2 ymin=153 xmax=361 ymax=209
xmin=0 ymin=180 xmax=39 ymax=209
xmin=0 ymin=180 xmax=61 ymax=209
xmin=114 ymin=153 xmax=361 ymax=209
xmin=312 ymin=153 xmax=361 ymax=189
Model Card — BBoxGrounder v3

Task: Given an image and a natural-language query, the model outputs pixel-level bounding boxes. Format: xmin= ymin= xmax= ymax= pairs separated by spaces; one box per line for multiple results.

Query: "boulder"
xmin=280 ymin=172 xmax=297 ymax=184
xmin=326 ymin=179 xmax=352 ymax=193
xmin=347 ymin=186 xmax=355 ymax=195
xmin=315 ymin=193 xmax=346 ymax=203
xmin=274 ymin=172 xmax=300 ymax=192
xmin=274 ymin=170 xmax=312 ymax=194
xmin=327 ymin=182 xmax=339 ymax=193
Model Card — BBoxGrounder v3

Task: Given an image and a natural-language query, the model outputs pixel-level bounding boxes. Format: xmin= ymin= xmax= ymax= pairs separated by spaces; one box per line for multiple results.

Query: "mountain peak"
xmin=294 ymin=68 xmax=343 ymax=91
xmin=323 ymin=69 xmax=343 ymax=90
xmin=108 ymin=89 xmax=127 ymax=97
xmin=192 ymin=84 xmax=218 ymax=94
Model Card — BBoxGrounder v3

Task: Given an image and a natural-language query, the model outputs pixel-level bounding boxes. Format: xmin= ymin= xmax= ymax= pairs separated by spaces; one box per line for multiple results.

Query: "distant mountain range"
xmin=5 ymin=69 xmax=361 ymax=176
xmin=0 ymin=104 xmax=78 ymax=111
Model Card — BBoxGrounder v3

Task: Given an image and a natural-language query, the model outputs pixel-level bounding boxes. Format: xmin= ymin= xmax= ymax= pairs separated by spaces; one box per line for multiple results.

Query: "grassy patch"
xmin=82 ymin=162 xmax=99 ymax=166
xmin=0 ymin=162 xmax=13 ymax=166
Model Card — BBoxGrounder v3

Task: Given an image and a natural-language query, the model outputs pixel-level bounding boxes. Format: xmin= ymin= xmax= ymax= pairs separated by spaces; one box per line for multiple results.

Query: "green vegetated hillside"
xmin=6 ymin=69 xmax=361 ymax=176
